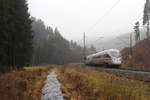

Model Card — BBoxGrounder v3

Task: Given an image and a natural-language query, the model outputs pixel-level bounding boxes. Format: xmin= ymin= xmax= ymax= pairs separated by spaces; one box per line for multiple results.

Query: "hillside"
xmin=76 ymin=29 xmax=147 ymax=51
xmin=122 ymin=38 xmax=150 ymax=70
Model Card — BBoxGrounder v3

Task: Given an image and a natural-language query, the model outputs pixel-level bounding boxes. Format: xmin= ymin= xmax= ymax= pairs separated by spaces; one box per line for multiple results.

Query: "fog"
xmin=27 ymin=0 xmax=145 ymax=41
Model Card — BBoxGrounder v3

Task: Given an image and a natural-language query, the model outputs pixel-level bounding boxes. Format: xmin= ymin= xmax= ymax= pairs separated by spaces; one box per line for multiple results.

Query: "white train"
xmin=85 ymin=49 xmax=122 ymax=67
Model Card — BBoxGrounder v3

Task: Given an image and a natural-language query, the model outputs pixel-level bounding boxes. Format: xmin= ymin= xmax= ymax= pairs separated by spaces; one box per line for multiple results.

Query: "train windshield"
xmin=110 ymin=51 xmax=121 ymax=58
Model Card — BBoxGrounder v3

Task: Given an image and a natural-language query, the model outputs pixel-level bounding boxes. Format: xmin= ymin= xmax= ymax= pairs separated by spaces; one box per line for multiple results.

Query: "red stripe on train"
xmin=91 ymin=59 xmax=112 ymax=62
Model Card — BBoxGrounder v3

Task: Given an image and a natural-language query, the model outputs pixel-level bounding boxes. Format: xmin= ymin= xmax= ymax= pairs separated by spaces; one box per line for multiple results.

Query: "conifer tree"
xmin=0 ymin=0 xmax=33 ymax=71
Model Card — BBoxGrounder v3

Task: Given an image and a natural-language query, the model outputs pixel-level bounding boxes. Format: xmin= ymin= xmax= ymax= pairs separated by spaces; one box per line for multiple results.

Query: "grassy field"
xmin=58 ymin=64 xmax=150 ymax=100
xmin=0 ymin=66 xmax=52 ymax=100
xmin=0 ymin=64 xmax=150 ymax=100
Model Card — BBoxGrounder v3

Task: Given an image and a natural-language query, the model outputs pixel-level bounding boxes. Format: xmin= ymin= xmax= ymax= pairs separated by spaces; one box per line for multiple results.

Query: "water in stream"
xmin=41 ymin=72 xmax=65 ymax=100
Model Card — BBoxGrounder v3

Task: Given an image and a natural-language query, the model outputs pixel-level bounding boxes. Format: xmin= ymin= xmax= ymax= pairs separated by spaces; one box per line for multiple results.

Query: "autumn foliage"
xmin=122 ymin=38 xmax=150 ymax=70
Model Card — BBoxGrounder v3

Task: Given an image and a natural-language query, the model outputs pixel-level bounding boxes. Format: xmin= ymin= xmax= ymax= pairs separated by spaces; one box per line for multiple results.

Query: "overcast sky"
xmin=27 ymin=0 xmax=145 ymax=40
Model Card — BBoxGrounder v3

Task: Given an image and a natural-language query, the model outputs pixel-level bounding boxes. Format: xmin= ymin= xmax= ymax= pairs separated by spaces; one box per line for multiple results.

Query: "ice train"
xmin=85 ymin=49 xmax=122 ymax=67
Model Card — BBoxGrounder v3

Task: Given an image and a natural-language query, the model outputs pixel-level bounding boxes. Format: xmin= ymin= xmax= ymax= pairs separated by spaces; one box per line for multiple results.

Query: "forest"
xmin=31 ymin=17 xmax=93 ymax=65
xmin=0 ymin=0 xmax=96 ymax=72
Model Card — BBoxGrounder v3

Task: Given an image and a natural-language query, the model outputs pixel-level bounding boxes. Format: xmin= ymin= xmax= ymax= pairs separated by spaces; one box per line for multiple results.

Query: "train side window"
xmin=84 ymin=57 xmax=87 ymax=60
xmin=96 ymin=56 xmax=99 ymax=59
xmin=97 ymin=55 xmax=102 ymax=59
xmin=100 ymin=55 xmax=104 ymax=59
xmin=104 ymin=54 xmax=111 ymax=58
xmin=92 ymin=56 xmax=96 ymax=59
xmin=93 ymin=55 xmax=101 ymax=59
xmin=96 ymin=56 xmax=99 ymax=58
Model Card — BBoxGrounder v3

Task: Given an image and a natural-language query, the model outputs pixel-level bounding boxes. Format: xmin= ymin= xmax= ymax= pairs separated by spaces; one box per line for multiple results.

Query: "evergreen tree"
xmin=143 ymin=0 xmax=150 ymax=25
xmin=0 ymin=0 xmax=33 ymax=71
xmin=134 ymin=21 xmax=140 ymax=44
xmin=143 ymin=0 xmax=150 ymax=38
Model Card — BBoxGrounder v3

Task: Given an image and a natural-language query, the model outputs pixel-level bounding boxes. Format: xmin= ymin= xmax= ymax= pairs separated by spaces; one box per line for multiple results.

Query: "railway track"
xmin=104 ymin=67 xmax=150 ymax=74
xmin=87 ymin=64 xmax=150 ymax=74
xmin=87 ymin=65 xmax=150 ymax=82
xmin=120 ymin=67 xmax=150 ymax=74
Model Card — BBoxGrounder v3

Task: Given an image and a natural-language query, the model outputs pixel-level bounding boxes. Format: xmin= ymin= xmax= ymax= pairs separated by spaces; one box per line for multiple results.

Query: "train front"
xmin=109 ymin=50 xmax=122 ymax=66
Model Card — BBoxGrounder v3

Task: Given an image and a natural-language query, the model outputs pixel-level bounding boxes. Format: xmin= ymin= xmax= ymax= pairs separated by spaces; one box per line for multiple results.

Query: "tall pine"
xmin=143 ymin=0 xmax=150 ymax=25
xmin=0 ymin=0 xmax=33 ymax=71
xmin=143 ymin=0 xmax=150 ymax=38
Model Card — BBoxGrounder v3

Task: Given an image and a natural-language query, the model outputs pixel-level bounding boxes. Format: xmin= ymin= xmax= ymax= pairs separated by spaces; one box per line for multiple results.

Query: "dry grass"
xmin=0 ymin=66 xmax=52 ymax=100
xmin=24 ymin=66 xmax=43 ymax=71
xmin=1 ymin=64 xmax=150 ymax=100
xmin=58 ymin=65 xmax=150 ymax=100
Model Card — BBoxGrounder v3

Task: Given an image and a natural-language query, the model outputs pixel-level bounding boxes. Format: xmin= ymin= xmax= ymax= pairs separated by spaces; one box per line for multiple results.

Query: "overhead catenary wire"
xmin=86 ymin=0 xmax=121 ymax=33
xmin=83 ymin=0 xmax=144 ymax=52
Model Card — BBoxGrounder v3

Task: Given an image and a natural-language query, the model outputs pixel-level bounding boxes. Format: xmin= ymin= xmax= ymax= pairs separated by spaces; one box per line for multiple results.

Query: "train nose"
xmin=113 ymin=58 xmax=122 ymax=64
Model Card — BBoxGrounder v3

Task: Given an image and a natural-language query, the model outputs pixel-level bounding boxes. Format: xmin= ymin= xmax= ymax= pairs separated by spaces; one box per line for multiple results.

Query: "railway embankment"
xmin=94 ymin=67 xmax=150 ymax=82
xmin=58 ymin=65 xmax=150 ymax=100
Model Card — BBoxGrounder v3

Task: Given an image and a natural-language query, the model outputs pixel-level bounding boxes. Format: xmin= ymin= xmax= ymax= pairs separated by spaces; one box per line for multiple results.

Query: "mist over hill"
xmin=76 ymin=28 xmax=147 ymax=52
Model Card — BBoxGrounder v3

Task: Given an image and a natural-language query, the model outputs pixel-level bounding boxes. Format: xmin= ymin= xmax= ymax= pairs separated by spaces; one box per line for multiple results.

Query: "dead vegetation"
xmin=1 ymin=64 xmax=150 ymax=100
xmin=122 ymin=38 xmax=150 ymax=70
xmin=58 ymin=64 xmax=150 ymax=100
xmin=0 ymin=66 xmax=52 ymax=100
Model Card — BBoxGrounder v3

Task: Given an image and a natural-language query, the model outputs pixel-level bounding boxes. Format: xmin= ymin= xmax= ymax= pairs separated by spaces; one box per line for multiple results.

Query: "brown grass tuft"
xmin=58 ymin=65 xmax=150 ymax=100
xmin=0 ymin=66 xmax=52 ymax=100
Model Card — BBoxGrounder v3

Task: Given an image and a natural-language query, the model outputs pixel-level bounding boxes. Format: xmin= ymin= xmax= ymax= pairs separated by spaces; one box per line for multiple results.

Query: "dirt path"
xmin=41 ymin=72 xmax=65 ymax=100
